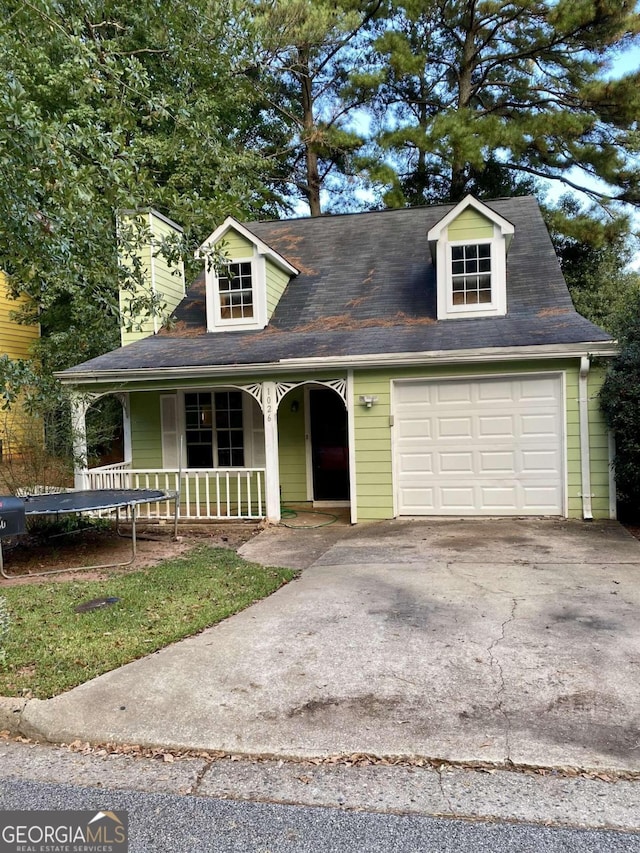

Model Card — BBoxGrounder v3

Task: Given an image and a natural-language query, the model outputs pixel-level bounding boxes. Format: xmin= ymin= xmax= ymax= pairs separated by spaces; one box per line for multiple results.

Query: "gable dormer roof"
xmin=427 ymin=195 xmax=515 ymax=255
xmin=197 ymin=216 xmax=299 ymax=276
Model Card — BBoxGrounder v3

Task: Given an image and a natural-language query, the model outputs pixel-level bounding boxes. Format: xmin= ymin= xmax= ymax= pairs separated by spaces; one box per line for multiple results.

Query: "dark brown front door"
xmin=309 ymin=389 xmax=350 ymax=501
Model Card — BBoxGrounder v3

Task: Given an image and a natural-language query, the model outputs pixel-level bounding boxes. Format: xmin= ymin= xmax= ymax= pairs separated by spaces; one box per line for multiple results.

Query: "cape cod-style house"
xmin=57 ymin=196 xmax=617 ymax=524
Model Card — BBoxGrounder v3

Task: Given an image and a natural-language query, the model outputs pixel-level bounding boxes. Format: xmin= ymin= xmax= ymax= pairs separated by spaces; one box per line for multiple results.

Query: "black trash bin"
xmin=0 ymin=496 xmax=25 ymax=538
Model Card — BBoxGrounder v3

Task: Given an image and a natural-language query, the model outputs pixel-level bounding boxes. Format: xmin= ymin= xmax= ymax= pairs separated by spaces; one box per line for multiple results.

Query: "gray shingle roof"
xmin=61 ymin=197 xmax=612 ymax=378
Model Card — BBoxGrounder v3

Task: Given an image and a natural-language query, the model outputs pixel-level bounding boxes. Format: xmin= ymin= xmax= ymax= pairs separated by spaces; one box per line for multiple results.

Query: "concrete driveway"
xmin=20 ymin=518 xmax=640 ymax=772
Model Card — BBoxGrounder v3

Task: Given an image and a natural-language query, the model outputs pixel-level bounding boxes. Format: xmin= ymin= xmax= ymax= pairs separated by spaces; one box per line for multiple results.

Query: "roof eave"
xmin=56 ymin=341 xmax=617 ymax=387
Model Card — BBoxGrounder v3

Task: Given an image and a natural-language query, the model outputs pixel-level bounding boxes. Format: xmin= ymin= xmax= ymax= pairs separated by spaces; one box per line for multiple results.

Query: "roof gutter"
xmin=56 ymin=341 xmax=618 ymax=386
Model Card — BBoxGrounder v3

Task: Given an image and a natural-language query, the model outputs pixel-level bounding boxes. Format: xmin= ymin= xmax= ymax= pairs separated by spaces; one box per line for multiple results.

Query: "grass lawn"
xmin=0 ymin=545 xmax=296 ymax=700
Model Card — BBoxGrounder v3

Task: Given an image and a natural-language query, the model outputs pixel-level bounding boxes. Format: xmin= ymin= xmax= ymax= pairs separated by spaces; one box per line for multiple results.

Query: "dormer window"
xmin=197 ymin=217 xmax=299 ymax=333
xmin=428 ymin=196 xmax=514 ymax=321
xmin=219 ymin=261 xmax=254 ymax=320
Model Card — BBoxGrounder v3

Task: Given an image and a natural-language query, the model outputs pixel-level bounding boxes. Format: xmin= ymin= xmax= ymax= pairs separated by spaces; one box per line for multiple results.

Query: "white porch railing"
xmin=87 ymin=463 xmax=266 ymax=520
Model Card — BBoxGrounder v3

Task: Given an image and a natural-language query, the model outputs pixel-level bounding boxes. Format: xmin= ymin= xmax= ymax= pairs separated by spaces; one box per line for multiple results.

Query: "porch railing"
xmin=87 ymin=463 xmax=266 ymax=520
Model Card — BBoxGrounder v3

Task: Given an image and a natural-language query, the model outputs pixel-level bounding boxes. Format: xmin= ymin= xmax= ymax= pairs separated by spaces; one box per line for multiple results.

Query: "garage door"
xmin=394 ymin=375 xmax=564 ymax=515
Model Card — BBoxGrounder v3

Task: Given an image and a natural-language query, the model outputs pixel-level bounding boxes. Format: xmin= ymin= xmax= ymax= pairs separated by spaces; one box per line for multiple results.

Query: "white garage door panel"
xmin=395 ymin=376 xmax=563 ymax=516
xmin=441 ymin=487 xmax=475 ymax=509
xmin=439 ymin=417 xmax=472 ymax=438
xmin=478 ymin=416 xmax=514 ymax=437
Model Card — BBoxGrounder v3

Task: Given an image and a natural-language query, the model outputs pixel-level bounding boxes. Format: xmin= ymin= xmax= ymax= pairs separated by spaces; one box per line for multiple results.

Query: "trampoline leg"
xmin=131 ymin=504 xmax=137 ymax=561
xmin=173 ymin=493 xmax=179 ymax=541
xmin=0 ymin=541 xmax=7 ymax=580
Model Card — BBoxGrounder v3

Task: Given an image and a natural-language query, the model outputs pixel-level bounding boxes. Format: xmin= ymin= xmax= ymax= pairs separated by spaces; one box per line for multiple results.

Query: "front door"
xmin=309 ymin=389 xmax=350 ymax=502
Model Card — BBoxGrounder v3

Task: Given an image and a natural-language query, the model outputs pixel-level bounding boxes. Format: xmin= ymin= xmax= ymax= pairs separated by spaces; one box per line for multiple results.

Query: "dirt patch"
xmin=0 ymin=521 xmax=261 ymax=586
xmin=624 ymin=523 xmax=640 ymax=543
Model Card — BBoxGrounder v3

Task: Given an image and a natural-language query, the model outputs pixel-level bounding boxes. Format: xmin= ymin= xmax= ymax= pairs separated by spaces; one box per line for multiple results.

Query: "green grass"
xmin=0 ymin=546 xmax=296 ymax=699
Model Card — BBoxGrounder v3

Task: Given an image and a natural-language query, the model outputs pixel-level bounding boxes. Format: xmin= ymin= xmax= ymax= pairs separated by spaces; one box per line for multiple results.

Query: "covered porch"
xmin=71 ymin=376 xmax=355 ymax=524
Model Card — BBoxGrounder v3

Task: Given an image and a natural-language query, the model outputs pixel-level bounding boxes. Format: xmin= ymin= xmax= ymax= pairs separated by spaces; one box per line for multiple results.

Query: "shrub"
xmin=600 ymin=290 xmax=640 ymax=516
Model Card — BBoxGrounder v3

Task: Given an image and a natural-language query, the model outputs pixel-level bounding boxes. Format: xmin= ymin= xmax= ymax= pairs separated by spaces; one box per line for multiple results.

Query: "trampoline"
xmin=0 ymin=488 xmax=179 ymax=579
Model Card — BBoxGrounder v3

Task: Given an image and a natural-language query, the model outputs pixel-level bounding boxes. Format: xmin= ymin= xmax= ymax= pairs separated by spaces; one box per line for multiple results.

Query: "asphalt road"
xmin=1 ymin=778 xmax=640 ymax=853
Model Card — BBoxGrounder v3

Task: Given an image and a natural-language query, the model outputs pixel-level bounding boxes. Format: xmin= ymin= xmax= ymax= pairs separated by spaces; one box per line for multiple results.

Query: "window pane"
xmin=186 ymin=443 xmax=213 ymax=468
xmin=214 ymin=392 xmax=245 ymax=467
xmin=185 ymin=393 xmax=214 ymax=468
xmin=231 ymin=447 xmax=245 ymax=466
xmin=452 ymin=246 xmax=464 ymax=260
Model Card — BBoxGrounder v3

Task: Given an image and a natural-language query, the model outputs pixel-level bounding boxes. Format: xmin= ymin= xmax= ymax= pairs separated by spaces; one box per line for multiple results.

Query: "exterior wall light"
xmin=359 ymin=395 xmax=378 ymax=408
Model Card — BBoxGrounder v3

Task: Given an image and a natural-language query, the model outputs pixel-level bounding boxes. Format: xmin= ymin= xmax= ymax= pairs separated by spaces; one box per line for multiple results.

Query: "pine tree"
xmin=357 ymin=0 xmax=640 ymax=211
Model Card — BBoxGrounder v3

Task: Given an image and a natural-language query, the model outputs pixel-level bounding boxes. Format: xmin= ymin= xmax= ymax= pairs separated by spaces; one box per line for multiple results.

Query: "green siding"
xmin=219 ymin=229 xmax=254 ymax=258
xmin=447 ymin=208 xmax=494 ymax=241
xmin=353 ymin=373 xmax=394 ymax=521
xmin=150 ymin=212 xmax=185 ymax=322
xmin=277 ymin=389 xmax=307 ymax=502
xmin=266 ymin=260 xmax=291 ymax=319
xmin=130 ymin=391 xmax=163 ymax=468
xmin=587 ymin=366 xmax=612 ymax=516
xmin=119 ymin=211 xmax=184 ymax=347
xmin=352 ymin=359 xmax=612 ymax=522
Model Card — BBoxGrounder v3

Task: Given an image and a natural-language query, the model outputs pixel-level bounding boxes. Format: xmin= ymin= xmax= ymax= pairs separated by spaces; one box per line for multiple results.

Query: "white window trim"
xmin=205 ymin=250 xmax=268 ymax=332
xmin=435 ymin=228 xmax=508 ymax=320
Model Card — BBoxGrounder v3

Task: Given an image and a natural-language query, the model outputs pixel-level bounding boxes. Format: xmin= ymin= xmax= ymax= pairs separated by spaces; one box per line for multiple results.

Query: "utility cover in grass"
xmin=75 ymin=596 xmax=120 ymax=613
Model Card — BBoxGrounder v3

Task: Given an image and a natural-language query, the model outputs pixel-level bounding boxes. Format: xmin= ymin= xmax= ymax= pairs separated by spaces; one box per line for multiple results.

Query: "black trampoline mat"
xmin=20 ymin=489 xmax=175 ymax=515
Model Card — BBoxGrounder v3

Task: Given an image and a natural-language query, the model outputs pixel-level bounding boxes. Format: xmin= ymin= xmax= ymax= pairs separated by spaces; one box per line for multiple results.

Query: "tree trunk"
xmin=299 ymin=46 xmax=322 ymax=217
xmin=450 ymin=2 xmax=477 ymax=201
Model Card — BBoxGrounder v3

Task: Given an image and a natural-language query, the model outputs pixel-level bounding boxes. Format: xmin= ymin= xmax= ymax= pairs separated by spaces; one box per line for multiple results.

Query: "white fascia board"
xmin=427 ymin=195 xmax=515 ymax=241
xmin=196 ymin=216 xmax=299 ymax=276
xmin=55 ymin=341 xmax=617 ymax=386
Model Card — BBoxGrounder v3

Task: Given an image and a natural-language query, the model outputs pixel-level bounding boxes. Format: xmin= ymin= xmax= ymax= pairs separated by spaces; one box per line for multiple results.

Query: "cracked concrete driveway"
xmin=21 ymin=518 xmax=640 ymax=772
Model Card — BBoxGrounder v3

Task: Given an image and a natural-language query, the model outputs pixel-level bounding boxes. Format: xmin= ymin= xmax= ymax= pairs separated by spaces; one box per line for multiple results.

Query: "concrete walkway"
xmin=16 ymin=518 xmax=640 ymax=772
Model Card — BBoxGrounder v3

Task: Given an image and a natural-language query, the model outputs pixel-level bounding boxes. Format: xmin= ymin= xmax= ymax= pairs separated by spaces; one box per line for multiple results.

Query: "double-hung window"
xmin=185 ymin=391 xmax=245 ymax=468
xmin=218 ymin=262 xmax=254 ymax=320
xmin=451 ymin=243 xmax=492 ymax=306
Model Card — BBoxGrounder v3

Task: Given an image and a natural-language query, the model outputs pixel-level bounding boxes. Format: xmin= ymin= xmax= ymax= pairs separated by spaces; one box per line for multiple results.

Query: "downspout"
xmin=347 ymin=370 xmax=357 ymax=525
xmin=579 ymin=356 xmax=593 ymax=520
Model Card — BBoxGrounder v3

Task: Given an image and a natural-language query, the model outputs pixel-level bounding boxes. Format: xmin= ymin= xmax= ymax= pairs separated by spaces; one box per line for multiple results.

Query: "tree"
xmin=0 ymin=0 xmax=287 ymax=379
xmin=251 ymin=0 xmax=382 ymax=215
xmin=357 ymin=0 xmax=640 ymax=212
xmin=600 ymin=288 xmax=640 ymax=516
xmin=547 ymin=197 xmax=640 ymax=333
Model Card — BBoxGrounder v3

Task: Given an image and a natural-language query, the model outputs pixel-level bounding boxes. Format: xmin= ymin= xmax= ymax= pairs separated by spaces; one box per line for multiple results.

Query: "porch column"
xmin=263 ymin=381 xmax=281 ymax=523
xmin=120 ymin=393 xmax=132 ymax=464
xmin=70 ymin=392 xmax=91 ymax=491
